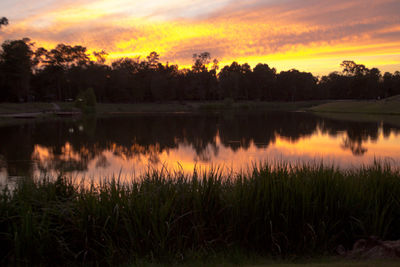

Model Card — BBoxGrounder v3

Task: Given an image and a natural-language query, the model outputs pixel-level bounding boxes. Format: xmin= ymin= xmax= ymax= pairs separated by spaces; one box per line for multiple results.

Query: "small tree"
xmin=192 ymin=52 xmax=211 ymax=73
xmin=341 ymin=60 xmax=367 ymax=76
xmin=0 ymin=17 xmax=8 ymax=29
xmin=147 ymin=51 xmax=160 ymax=69
xmin=75 ymin=88 xmax=96 ymax=112
xmin=93 ymin=50 xmax=108 ymax=64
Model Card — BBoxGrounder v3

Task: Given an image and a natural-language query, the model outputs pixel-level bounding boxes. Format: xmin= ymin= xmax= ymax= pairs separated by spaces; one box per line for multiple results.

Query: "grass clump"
xmin=1 ymin=163 xmax=400 ymax=265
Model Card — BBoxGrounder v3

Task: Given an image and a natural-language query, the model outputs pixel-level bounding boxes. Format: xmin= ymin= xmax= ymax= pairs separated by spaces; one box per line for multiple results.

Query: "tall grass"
xmin=1 ymin=163 xmax=400 ymax=265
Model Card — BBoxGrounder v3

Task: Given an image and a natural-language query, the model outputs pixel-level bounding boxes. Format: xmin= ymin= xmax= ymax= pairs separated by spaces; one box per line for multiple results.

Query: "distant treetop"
xmin=0 ymin=17 xmax=9 ymax=28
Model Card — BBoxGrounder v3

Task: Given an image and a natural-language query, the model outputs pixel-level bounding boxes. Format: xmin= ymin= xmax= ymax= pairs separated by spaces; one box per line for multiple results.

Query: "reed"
xmin=1 ymin=162 xmax=400 ymax=265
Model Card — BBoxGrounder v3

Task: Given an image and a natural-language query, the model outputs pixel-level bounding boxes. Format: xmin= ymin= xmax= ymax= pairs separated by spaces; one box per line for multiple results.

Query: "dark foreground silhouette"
xmin=1 ymin=164 xmax=400 ymax=265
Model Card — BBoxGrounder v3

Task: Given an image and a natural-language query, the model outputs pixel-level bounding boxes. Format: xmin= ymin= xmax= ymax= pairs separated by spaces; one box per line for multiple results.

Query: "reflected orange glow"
xmin=60 ymin=142 xmax=82 ymax=161
xmin=29 ymin=128 xmax=400 ymax=183
xmin=33 ymin=145 xmax=51 ymax=161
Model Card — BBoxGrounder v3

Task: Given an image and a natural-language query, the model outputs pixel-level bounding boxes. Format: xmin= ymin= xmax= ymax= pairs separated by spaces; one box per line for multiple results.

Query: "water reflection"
xmin=0 ymin=112 xmax=399 ymax=183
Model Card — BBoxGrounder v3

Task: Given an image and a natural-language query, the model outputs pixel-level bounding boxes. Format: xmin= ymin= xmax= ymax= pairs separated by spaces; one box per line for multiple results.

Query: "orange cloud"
xmin=1 ymin=0 xmax=399 ymax=74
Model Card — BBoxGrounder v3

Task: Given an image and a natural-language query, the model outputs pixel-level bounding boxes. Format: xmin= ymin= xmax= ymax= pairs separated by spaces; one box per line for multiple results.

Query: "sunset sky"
xmin=0 ymin=0 xmax=399 ymax=74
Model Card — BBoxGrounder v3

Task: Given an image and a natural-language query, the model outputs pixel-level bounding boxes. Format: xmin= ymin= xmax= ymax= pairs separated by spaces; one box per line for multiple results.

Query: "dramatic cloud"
xmin=1 ymin=0 xmax=399 ymax=74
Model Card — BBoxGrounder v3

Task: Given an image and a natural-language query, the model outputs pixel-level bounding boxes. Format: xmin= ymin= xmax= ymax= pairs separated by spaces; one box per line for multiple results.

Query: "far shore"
xmin=0 ymin=97 xmax=400 ymax=119
xmin=0 ymin=100 xmax=325 ymax=117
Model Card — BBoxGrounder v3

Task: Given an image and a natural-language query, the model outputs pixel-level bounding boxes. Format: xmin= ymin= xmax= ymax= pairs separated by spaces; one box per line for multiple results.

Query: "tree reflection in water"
xmin=0 ymin=111 xmax=399 ymax=181
xmin=341 ymin=137 xmax=368 ymax=156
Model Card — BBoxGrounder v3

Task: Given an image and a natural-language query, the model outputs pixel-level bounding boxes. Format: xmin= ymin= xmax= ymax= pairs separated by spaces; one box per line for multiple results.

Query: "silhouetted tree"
xmin=219 ymin=62 xmax=253 ymax=100
xmin=319 ymin=72 xmax=351 ymax=99
xmin=339 ymin=61 xmax=381 ymax=99
xmin=1 ymin=35 xmax=400 ymax=103
xmin=382 ymin=71 xmax=400 ymax=97
xmin=251 ymin=63 xmax=276 ymax=100
xmin=365 ymin=67 xmax=381 ymax=99
xmin=211 ymin=59 xmax=219 ymax=72
xmin=110 ymin=57 xmax=143 ymax=102
xmin=150 ymin=63 xmax=179 ymax=101
xmin=192 ymin=52 xmax=210 ymax=73
xmin=0 ymin=38 xmax=34 ymax=101
xmin=147 ymin=51 xmax=160 ymax=69
xmin=0 ymin=17 xmax=8 ymax=28
xmin=33 ymin=44 xmax=91 ymax=100
xmin=182 ymin=52 xmax=219 ymax=100
xmin=341 ymin=61 xmax=367 ymax=76
xmin=93 ymin=50 xmax=108 ymax=64
xmin=276 ymin=69 xmax=317 ymax=101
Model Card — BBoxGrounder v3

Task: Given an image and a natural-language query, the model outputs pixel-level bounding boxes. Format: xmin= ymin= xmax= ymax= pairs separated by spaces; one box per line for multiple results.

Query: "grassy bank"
xmin=65 ymin=100 xmax=326 ymax=114
xmin=195 ymin=100 xmax=325 ymax=112
xmin=1 ymin=163 xmax=400 ymax=265
xmin=2 ymin=97 xmax=400 ymax=117
xmin=0 ymin=102 xmax=54 ymax=114
xmin=309 ymin=96 xmax=400 ymax=115
xmin=0 ymin=100 xmax=325 ymax=116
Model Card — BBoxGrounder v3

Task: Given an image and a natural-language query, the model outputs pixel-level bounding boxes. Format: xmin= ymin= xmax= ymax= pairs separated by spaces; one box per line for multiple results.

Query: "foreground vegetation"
xmin=1 ymin=163 xmax=400 ymax=265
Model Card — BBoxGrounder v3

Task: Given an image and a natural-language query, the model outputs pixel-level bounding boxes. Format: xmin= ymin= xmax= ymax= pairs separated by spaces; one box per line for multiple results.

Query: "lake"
xmin=1 ymin=111 xmax=400 ymax=184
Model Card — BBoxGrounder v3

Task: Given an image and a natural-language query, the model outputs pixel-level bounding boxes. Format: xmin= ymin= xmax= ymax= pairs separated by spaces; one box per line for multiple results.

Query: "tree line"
xmin=0 ymin=21 xmax=399 ymax=102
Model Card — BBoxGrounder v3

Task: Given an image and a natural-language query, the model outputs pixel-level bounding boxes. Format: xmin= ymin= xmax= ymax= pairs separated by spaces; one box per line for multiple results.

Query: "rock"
xmin=343 ymin=236 xmax=400 ymax=259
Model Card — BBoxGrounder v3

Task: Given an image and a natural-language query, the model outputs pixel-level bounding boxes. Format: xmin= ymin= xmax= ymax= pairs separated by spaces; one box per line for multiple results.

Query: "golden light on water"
xmin=30 ymin=129 xmax=400 ymax=182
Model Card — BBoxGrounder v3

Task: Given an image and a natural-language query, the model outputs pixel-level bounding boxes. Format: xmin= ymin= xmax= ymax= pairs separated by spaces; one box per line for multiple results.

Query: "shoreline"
xmin=0 ymin=100 xmax=330 ymax=116
xmin=1 ymin=98 xmax=400 ymax=116
xmin=1 ymin=100 xmax=400 ymax=129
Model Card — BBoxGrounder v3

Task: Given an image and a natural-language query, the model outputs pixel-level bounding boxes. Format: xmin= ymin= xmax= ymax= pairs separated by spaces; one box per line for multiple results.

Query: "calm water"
xmin=1 ymin=111 xmax=400 ymax=184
